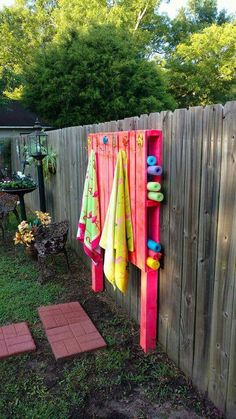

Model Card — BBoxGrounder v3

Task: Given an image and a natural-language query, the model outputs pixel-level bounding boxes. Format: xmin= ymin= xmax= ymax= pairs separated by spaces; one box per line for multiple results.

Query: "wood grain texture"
xmin=158 ymin=111 xmax=172 ymax=350
xmin=135 ymin=129 xmax=147 ymax=272
xmin=208 ymin=101 xmax=236 ymax=413
xmin=226 ymin=259 xmax=236 ymax=418
xmin=167 ymin=108 xmax=187 ymax=365
xmin=145 ymin=111 xmax=172 ymax=350
xmin=180 ymin=106 xmax=203 ymax=375
xmin=140 ymin=270 xmax=158 ymax=352
xmin=193 ymin=104 xmax=223 ymax=391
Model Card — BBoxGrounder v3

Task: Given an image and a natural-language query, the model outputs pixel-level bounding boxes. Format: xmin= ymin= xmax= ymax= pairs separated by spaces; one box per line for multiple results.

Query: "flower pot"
xmin=48 ymin=164 xmax=56 ymax=175
xmin=25 ymin=244 xmax=38 ymax=260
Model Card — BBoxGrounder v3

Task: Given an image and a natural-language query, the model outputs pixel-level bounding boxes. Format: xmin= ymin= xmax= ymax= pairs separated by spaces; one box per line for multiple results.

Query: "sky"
xmin=0 ymin=0 xmax=235 ymax=16
xmin=0 ymin=0 xmax=13 ymax=8
xmin=158 ymin=0 xmax=235 ymax=18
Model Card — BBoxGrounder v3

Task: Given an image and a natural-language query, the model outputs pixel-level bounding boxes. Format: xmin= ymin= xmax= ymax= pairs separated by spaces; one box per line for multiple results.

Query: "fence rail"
xmin=11 ymin=101 xmax=236 ymax=418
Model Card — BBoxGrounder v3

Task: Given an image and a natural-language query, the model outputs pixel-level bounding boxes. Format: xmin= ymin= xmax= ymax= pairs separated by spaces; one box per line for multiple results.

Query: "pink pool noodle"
xmin=148 ymin=250 xmax=162 ymax=260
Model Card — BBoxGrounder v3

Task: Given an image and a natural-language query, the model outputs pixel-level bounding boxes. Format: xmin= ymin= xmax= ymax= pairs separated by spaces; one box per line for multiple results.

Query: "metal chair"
xmin=34 ymin=220 xmax=70 ymax=283
xmin=0 ymin=193 xmax=20 ymax=241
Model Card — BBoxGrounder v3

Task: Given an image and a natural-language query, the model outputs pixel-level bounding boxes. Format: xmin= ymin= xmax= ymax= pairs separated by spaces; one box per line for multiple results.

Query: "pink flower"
xmin=116 ymin=217 xmax=124 ymax=226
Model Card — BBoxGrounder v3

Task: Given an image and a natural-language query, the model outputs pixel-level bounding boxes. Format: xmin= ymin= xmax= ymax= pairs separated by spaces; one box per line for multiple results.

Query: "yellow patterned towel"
xmin=100 ymin=150 xmax=134 ymax=293
xmin=77 ymin=150 xmax=101 ymax=264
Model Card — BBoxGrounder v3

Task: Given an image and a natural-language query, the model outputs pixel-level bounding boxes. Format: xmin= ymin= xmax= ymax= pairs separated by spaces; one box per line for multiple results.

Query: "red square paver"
xmin=38 ymin=302 xmax=106 ymax=360
xmin=0 ymin=322 xmax=36 ymax=360
xmin=38 ymin=302 xmax=87 ymax=330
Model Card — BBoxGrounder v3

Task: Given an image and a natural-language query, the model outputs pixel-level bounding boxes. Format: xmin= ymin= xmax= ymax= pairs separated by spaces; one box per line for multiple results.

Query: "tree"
xmin=0 ymin=79 xmax=9 ymax=109
xmin=0 ymin=0 xmax=56 ymax=99
xmin=23 ymin=25 xmax=176 ymax=126
xmin=51 ymin=0 xmax=162 ymax=53
xmin=167 ymin=23 xmax=236 ymax=107
xmin=160 ymin=0 xmax=233 ymax=53
xmin=0 ymin=0 xmax=163 ymax=101
xmin=2 ymin=0 xmax=234 ymax=120
xmin=52 ymin=0 xmax=161 ymax=36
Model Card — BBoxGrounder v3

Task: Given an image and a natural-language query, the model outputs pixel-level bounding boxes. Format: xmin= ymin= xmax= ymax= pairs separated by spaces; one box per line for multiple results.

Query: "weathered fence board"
xmin=180 ymin=106 xmax=203 ymax=375
xmin=208 ymin=101 xmax=236 ymax=412
xmin=10 ymin=101 xmax=236 ymax=418
xmin=193 ymin=104 xmax=223 ymax=391
xmin=166 ymin=108 xmax=187 ymax=365
xmin=226 ymin=266 xmax=236 ymax=419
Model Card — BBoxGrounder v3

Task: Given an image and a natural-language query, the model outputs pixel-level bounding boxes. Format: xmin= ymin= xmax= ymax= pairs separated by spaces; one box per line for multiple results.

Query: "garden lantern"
xmin=28 ymin=119 xmax=48 ymax=212
xmin=28 ymin=118 xmax=48 ymax=158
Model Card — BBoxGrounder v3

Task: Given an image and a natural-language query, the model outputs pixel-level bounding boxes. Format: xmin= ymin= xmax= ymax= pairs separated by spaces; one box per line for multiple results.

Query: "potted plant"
xmin=14 ymin=210 xmax=51 ymax=257
xmin=43 ymin=146 xmax=57 ymax=180
xmin=22 ymin=144 xmax=57 ymax=181
xmin=0 ymin=173 xmax=37 ymax=191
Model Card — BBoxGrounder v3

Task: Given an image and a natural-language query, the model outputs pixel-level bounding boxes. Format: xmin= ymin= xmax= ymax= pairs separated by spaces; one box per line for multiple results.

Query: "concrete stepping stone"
xmin=38 ymin=302 xmax=106 ymax=360
xmin=0 ymin=322 xmax=36 ymax=360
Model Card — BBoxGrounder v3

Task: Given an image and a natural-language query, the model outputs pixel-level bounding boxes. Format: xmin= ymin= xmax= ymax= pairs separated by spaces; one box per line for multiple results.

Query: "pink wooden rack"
xmin=87 ymin=129 xmax=163 ymax=352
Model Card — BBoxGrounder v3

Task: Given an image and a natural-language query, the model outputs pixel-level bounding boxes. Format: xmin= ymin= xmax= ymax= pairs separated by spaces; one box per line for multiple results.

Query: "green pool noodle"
xmin=147 ymin=182 xmax=161 ymax=192
xmin=148 ymin=192 xmax=164 ymax=202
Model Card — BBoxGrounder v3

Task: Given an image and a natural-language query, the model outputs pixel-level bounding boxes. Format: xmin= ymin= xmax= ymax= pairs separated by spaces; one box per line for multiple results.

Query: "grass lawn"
xmin=0 ymin=222 xmax=223 ymax=419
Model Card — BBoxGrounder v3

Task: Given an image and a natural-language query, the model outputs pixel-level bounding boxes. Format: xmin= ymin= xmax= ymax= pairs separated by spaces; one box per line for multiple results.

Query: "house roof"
xmin=0 ymin=101 xmax=51 ymax=128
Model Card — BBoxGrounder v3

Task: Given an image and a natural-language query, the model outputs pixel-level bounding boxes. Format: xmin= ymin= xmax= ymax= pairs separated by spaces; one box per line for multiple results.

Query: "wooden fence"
xmin=11 ymin=101 xmax=236 ymax=418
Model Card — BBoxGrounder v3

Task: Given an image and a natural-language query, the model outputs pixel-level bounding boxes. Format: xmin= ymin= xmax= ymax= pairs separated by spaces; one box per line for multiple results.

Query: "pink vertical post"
xmin=139 ymin=130 xmax=162 ymax=352
xmin=92 ymin=260 xmax=104 ymax=293
xmin=140 ymin=269 xmax=158 ymax=352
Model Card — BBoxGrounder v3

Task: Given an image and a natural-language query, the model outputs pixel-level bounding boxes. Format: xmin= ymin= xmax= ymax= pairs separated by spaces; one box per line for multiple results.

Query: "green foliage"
xmin=52 ymin=0 xmax=160 ymax=39
xmin=0 ymin=0 xmax=56 ymax=99
xmin=0 ymin=0 xmax=160 ymax=99
xmin=162 ymin=0 xmax=233 ymax=52
xmin=167 ymin=23 xmax=236 ymax=107
xmin=23 ymin=25 xmax=176 ymax=126
xmin=0 ymin=0 xmax=235 ymax=120
xmin=42 ymin=146 xmax=57 ymax=180
xmin=0 ymin=176 xmax=37 ymax=190
xmin=0 ymin=91 xmax=9 ymax=109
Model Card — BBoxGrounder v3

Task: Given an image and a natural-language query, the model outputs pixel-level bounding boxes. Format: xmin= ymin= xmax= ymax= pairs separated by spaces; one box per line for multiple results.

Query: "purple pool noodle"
xmin=147 ymin=165 xmax=162 ymax=176
xmin=147 ymin=155 xmax=157 ymax=166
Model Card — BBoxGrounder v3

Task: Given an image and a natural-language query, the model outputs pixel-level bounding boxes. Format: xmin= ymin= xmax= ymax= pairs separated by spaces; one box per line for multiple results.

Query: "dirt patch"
xmin=87 ymin=396 xmax=204 ymax=419
xmin=48 ymin=254 xmax=223 ymax=419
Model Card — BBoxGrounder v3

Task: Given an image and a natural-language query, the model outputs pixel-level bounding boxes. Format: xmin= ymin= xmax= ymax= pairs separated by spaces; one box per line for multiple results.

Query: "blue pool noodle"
xmin=147 ymin=239 xmax=161 ymax=252
xmin=147 ymin=155 xmax=157 ymax=166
